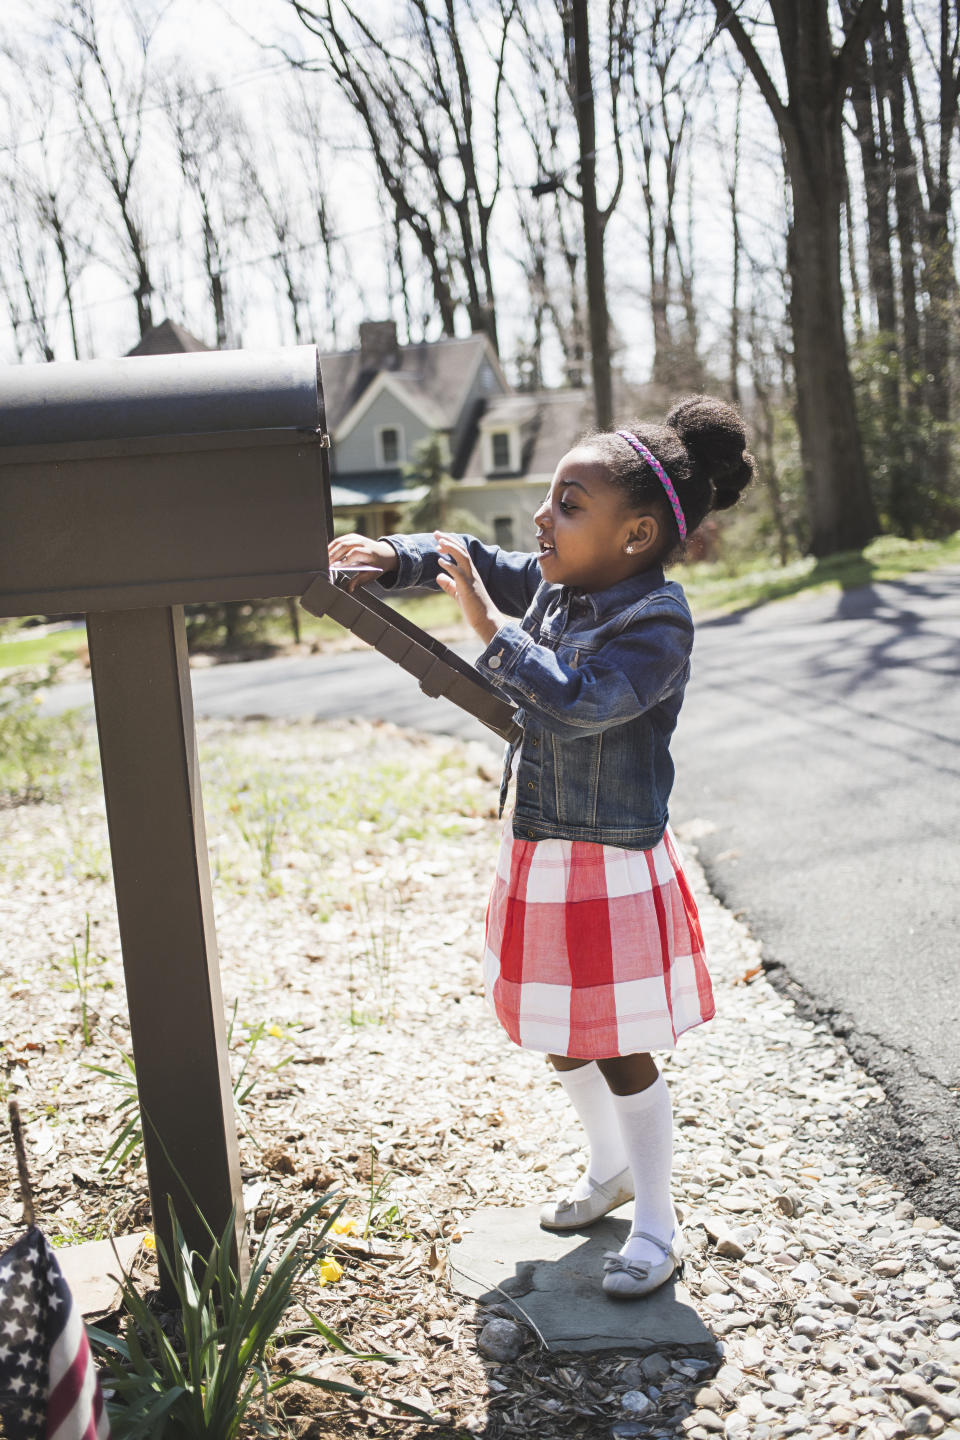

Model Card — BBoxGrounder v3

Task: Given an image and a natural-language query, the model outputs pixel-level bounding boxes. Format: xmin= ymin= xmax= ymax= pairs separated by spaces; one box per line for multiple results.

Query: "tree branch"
xmin=710 ymin=0 xmax=789 ymax=132
xmin=833 ymin=0 xmax=885 ymax=98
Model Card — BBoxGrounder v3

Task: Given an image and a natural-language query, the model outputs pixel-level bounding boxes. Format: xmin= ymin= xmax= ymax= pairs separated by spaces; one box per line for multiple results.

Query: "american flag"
xmin=0 ymin=1227 xmax=110 ymax=1440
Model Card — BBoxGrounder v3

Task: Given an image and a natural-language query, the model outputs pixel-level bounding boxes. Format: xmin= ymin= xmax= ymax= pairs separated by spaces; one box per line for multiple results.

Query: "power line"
xmin=0 ymin=215 xmax=391 ymax=343
xmin=0 ymin=57 xmax=292 ymax=156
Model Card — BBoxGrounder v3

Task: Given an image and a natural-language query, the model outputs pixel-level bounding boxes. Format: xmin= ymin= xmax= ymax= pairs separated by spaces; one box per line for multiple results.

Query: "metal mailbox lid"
xmin=301 ymin=575 xmax=521 ymax=745
xmin=0 ymin=345 xmax=323 ymax=447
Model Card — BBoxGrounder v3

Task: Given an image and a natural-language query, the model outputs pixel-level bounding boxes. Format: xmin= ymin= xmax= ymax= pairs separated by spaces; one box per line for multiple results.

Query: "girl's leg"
xmin=596 ymin=1053 xmax=677 ymax=1275
xmin=547 ymin=1054 xmax=628 ymax=1199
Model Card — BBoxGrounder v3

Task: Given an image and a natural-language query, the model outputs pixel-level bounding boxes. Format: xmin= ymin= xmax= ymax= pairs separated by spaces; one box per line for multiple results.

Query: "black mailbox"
xmin=0 ymin=346 xmax=331 ymax=617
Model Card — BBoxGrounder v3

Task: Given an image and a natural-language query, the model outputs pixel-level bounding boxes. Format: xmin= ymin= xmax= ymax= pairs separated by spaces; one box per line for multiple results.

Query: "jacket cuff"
xmin=378 ymin=534 xmax=425 ymax=589
xmin=476 ymin=621 xmax=532 ymax=686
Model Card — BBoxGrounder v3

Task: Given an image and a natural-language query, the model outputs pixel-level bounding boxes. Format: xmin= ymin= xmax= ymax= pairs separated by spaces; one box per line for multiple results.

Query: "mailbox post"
xmin=0 ymin=346 xmax=332 ymax=1286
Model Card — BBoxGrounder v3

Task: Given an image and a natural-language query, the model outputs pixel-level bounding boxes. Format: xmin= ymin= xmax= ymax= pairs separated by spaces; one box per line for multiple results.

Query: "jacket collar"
xmin=556 ymin=566 xmax=667 ymax=622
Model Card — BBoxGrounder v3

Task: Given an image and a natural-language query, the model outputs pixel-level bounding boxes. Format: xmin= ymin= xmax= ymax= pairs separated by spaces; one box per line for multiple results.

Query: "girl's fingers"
xmin=434 ymin=531 xmax=469 ymax=560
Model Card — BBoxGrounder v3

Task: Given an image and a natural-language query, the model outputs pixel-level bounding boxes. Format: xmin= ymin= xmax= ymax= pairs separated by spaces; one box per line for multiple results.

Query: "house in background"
xmin=128 ymin=317 xmax=593 ymax=549
xmin=321 ymin=319 xmax=589 ymax=547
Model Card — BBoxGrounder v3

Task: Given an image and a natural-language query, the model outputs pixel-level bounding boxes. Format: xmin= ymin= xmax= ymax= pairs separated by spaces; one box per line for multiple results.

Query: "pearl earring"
xmin=626 ymin=544 xmax=635 ymax=554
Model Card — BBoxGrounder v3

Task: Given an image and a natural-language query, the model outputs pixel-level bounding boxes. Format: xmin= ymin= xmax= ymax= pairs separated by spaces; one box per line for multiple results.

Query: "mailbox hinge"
xmin=296 ymin=426 xmax=332 ymax=447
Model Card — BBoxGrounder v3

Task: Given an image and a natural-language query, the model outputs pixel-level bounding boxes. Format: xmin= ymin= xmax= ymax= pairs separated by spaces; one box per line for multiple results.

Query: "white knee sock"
xmin=610 ymin=1072 xmax=676 ymax=1267
xmin=556 ymin=1062 xmax=627 ymax=1197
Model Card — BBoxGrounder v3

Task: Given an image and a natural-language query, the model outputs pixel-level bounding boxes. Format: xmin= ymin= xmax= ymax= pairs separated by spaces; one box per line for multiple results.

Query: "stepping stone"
xmin=449 ymin=1204 xmax=714 ymax=1354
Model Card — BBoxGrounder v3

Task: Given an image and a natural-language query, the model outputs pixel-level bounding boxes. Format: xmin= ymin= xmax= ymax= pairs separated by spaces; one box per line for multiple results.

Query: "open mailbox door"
xmin=301 ymin=573 xmax=522 ymax=745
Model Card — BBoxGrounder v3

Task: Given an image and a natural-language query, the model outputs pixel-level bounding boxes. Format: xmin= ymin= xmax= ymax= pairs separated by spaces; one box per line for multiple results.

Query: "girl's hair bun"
xmin=666 ymin=395 xmax=754 ymax=511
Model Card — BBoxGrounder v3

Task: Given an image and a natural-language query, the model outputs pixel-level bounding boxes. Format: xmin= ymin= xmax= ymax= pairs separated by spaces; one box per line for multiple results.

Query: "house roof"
xmin=320 ymin=332 xmax=506 ymax=434
xmin=460 ymin=388 xmax=596 ymax=481
xmin=126 ymin=319 xmax=211 ymax=356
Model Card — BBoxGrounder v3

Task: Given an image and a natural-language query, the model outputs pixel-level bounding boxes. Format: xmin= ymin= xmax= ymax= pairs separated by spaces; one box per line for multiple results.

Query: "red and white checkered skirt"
xmin=483 ymin=824 xmax=714 ymax=1058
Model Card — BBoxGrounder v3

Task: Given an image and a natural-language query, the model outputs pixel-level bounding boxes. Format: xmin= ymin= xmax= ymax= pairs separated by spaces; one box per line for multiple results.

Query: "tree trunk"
xmin=783 ymin=129 xmax=879 ymax=553
xmin=712 ymin=0 xmax=881 ymax=555
xmin=567 ymin=0 xmax=612 ymax=429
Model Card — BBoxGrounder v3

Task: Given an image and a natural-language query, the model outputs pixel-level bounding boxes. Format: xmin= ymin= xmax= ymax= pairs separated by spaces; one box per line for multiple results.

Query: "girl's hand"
xmin=434 ymin=532 xmax=504 ymax=645
xmin=327 ymin=533 xmax=398 ymax=591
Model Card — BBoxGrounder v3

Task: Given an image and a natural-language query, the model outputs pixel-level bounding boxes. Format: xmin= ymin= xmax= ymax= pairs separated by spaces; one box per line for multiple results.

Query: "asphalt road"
xmin=43 ymin=568 xmax=960 ymax=1220
xmin=670 ymin=568 xmax=960 ymax=1224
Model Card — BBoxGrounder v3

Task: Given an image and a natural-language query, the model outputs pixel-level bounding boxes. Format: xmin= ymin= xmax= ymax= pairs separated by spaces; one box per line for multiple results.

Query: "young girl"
xmin=328 ymin=395 xmax=753 ymax=1298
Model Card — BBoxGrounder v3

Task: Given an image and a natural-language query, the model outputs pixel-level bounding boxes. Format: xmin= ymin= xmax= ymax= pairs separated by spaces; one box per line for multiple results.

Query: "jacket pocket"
xmin=552 ymin=730 xmax=601 ymax=827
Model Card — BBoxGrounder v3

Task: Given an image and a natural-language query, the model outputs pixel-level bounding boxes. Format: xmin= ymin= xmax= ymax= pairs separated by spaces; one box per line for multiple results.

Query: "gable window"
xmin=490 ymin=431 xmax=512 ymax=471
xmin=493 ymin=516 xmax=515 ymax=548
xmin=378 ymin=425 xmax=403 ymax=466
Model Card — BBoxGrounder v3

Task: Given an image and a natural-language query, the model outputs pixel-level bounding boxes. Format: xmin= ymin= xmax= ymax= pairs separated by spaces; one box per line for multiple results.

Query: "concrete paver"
xmin=449 ymin=1203 xmax=714 ymax=1354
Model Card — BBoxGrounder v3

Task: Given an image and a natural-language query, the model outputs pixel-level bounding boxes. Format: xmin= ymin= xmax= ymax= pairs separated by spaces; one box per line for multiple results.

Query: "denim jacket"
xmin=382 ymin=533 xmax=694 ymax=850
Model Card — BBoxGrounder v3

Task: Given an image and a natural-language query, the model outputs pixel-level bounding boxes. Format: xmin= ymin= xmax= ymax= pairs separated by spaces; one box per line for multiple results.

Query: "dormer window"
xmin=377 ymin=425 xmax=403 ymax=466
xmin=488 ymin=429 xmax=514 ymax=474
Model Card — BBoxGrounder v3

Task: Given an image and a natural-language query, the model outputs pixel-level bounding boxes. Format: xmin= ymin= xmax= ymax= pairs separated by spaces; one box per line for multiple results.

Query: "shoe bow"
xmin=602 ymin=1251 xmax=652 ymax=1281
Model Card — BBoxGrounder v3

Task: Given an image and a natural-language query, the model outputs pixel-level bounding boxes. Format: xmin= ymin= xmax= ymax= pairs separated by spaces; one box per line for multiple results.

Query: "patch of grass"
xmin=680 ymin=530 xmax=960 ymax=618
xmin=0 ymin=667 xmax=90 ymax=803
xmin=0 ymin=624 xmax=86 ymax=669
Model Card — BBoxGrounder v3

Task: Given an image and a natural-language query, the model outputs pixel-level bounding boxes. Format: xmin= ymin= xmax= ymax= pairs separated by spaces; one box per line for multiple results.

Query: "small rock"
xmin=684 ymin=1409 xmax=725 ymax=1433
xmin=827 ymin=1403 xmax=859 ymax=1425
xmin=611 ymin=1424 xmax=646 ymax=1440
xmin=638 ymin=1353 xmax=672 ymax=1383
xmin=694 ymin=1386 xmax=725 ymax=1411
xmin=621 ymin=1391 xmax=652 ymax=1416
xmin=715 ymin=1311 xmax=755 ymax=1335
xmin=903 ymin=1408 xmax=933 ymax=1435
xmin=477 ymin=1318 xmax=524 ymax=1362
xmin=740 ymin=1336 xmax=765 ymax=1367
xmin=717 ymin=1235 xmax=748 ymax=1260
xmin=873 ymin=1258 xmax=906 ymax=1278
xmin=790 ymin=1261 xmax=820 ymax=1285
xmin=823 ymin=1281 xmax=860 ymax=1312
xmin=773 ymin=1194 xmax=796 ymax=1217
xmin=764 ymin=1389 xmax=798 ymax=1410
xmin=936 ymin=1323 xmax=960 ymax=1342
xmin=794 ymin=1314 xmax=822 ymax=1337
xmin=913 ymin=1218 xmax=940 ymax=1231
xmin=769 ymin=1372 xmax=805 ymax=1398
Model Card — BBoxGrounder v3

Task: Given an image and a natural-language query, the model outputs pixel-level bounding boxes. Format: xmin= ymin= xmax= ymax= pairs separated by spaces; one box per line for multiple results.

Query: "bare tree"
xmin=165 ymin=73 xmax=253 ymax=349
xmin=502 ymin=4 xmax=589 ymax=388
xmin=626 ymin=0 xmax=705 ymax=391
xmin=893 ymin=0 xmax=960 ymax=523
xmin=0 ymin=42 xmax=92 ymax=361
xmin=711 ymin=0 xmax=882 ymax=556
xmin=55 ymin=0 xmax=161 ymax=340
xmin=282 ymin=0 xmax=517 ymax=350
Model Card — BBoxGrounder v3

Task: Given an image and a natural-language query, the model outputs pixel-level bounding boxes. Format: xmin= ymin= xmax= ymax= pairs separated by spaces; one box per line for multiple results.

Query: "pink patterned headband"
xmin=616 ymin=430 xmax=687 ymax=541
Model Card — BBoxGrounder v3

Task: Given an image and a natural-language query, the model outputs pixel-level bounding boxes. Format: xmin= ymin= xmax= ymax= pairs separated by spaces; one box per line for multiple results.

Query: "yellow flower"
xmin=267 ymin=1025 xmax=284 ymax=1039
xmin=317 ymin=1254 xmax=343 ymax=1286
xmin=331 ymin=1216 xmax=359 ymax=1236
xmin=142 ymin=1233 xmax=156 ymax=1252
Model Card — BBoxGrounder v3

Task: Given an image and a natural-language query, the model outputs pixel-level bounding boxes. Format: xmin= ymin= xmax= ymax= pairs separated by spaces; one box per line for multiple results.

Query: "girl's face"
xmin=533 ymin=447 xmax=657 ymax=592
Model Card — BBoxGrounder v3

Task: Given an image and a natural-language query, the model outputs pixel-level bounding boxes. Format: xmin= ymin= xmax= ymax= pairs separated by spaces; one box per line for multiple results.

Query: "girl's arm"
xmin=474 ymin=612 xmax=693 ymax=737
xmin=435 ymin=535 xmax=693 ymax=736
xmin=328 ymin=531 xmax=542 ymax=618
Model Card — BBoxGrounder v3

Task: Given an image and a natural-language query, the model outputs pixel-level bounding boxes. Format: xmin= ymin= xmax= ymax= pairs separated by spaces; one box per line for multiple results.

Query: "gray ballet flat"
xmin=538 ymin=1166 xmax=635 ymax=1231
xmin=601 ymin=1226 xmax=684 ymax=1299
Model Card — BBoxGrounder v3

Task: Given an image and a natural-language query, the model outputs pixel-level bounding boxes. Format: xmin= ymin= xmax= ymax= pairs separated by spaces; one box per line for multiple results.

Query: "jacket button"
xmin=527 ymin=781 xmax=535 ymax=790
xmin=531 ymin=737 xmax=539 ymax=746
xmin=527 ymin=829 xmax=536 ymax=838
